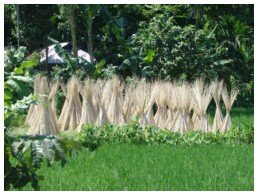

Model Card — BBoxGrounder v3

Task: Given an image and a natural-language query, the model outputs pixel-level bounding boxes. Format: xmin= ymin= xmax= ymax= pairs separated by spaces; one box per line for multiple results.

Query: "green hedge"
xmin=61 ymin=119 xmax=253 ymax=150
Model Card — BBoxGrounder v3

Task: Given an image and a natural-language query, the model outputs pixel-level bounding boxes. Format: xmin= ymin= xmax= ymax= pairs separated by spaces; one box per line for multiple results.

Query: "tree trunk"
xmin=45 ymin=43 xmax=49 ymax=72
xmin=16 ymin=4 xmax=20 ymax=47
xmin=87 ymin=19 xmax=93 ymax=63
xmin=68 ymin=5 xmax=78 ymax=58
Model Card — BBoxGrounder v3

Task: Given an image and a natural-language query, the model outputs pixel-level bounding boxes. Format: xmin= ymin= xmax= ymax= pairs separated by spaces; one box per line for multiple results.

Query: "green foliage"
xmin=5 ymin=133 xmax=82 ymax=190
xmin=55 ymin=89 xmax=66 ymax=115
xmin=14 ymin=57 xmax=38 ymax=75
xmin=73 ymin=119 xmax=254 ymax=151
xmin=4 ymin=47 xmax=39 ymax=122
xmin=4 ymin=48 xmax=82 ymax=191
xmin=4 ymin=46 xmax=26 ymax=72
xmin=131 ymin=17 xmax=227 ymax=81
xmin=226 ymin=123 xmax=254 ymax=144
xmin=11 ymin=5 xmax=59 ymax=52
xmin=4 ymin=46 xmax=39 ymax=104
xmin=48 ymin=37 xmax=106 ymax=80
xmin=4 ymin=5 xmax=16 ymax=45
xmin=4 ymin=94 xmax=38 ymax=127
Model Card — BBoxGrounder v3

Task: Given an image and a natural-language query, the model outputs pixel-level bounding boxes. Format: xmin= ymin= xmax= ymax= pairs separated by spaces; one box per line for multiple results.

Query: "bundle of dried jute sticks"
xmin=26 ymin=75 xmax=238 ymax=135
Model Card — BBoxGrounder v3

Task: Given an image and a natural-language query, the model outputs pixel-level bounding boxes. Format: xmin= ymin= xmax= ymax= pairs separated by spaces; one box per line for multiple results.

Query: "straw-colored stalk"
xmin=133 ymin=80 xmax=150 ymax=126
xmin=48 ymin=80 xmax=59 ymax=130
xmin=25 ymin=76 xmax=41 ymax=125
xmin=167 ymin=83 xmax=180 ymax=131
xmin=121 ymin=85 xmax=135 ymax=124
xmin=58 ymin=76 xmax=82 ymax=131
xmin=92 ymin=81 xmax=100 ymax=118
xmin=95 ymin=80 xmax=109 ymax=126
xmin=27 ymin=76 xmax=237 ymax=134
xmin=101 ymin=79 xmax=113 ymax=110
xmin=154 ymin=82 xmax=168 ymax=128
xmin=211 ymin=80 xmax=224 ymax=132
xmin=77 ymin=78 xmax=96 ymax=131
xmin=107 ymin=76 xmax=124 ymax=124
xmin=172 ymin=82 xmax=192 ymax=133
xmin=27 ymin=76 xmax=59 ymax=135
xmin=192 ymin=79 xmax=212 ymax=132
xmin=191 ymin=95 xmax=199 ymax=131
xmin=164 ymin=83 xmax=176 ymax=130
xmin=221 ymin=87 xmax=239 ymax=132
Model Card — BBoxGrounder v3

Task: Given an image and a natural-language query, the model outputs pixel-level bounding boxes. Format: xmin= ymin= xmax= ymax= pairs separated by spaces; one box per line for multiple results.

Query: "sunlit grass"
xmin=20 ymin=143 xmax=253 ymax=191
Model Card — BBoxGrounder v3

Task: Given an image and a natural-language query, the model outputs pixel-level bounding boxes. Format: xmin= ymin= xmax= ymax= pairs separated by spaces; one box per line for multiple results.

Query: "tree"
xmin=16 ymin=4 xmax=20 ymax=47
xmin=4 ymin=5 xmax=16 ymax=46
xmin=79 ymin=5 xmax=101 ymax=63
xmin=6 ymin=5 xmax=59 ymax=51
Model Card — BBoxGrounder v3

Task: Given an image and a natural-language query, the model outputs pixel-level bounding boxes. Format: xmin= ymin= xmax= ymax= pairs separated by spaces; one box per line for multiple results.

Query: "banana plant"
xmin=4 ymin=46 xmax=39 ymax=103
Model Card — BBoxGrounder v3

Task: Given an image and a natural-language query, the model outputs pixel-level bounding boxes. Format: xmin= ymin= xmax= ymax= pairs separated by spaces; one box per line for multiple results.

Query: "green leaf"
xmin=17 ymin=81 xmax=32 ymax=97
xmin=14 ymin=46 xmax=26 ymax=59
xmin=13 ymin=58 xmax=38 ymax=75
xmin=95 ymin=59 xmax=106 ymax=74
xmin=144 ymin=49 xmax=155 ymax=63
xmin=14 ymin=67 xmax=24 ymax=75
xmin=20 ymin=58 xmax=38 ymax=69
xmin=4 ymin=99 xmax=11 ymax=107
xmin=41 ymin=139 xmax=55 ymax=164
xmin=52 ymin=139 xmax=66 ymax=167
xmin=6 ymin=79 xmax=21 ymax=92
xmin=51 ymin=139 xmax=64 ymax=154
xmin=4 ymin=89 xmax=12 ymax=100
xmin=4 ymin=83 xmax=13 ymax=90
xmin=13 ymin=174 xmax=31 ymax=189
xmin=22 ymin=140 xmax=32 ymax=153
xmin=215 ymin=59 xmax=233 ymax=66
xmin=31 ymin=140 xmax=43 ymax=168
xmin=47 ymin=37 xmax=59 ymax=44
xmin=12 ymin=140 xmax=25 ymax=154
xmin=12 ymin=76 xmax=33 ymax=83
xmin=119 ymin=59 xmax=131 ymax=71
xmin=31 ymin=172 xmax=40 ymax=190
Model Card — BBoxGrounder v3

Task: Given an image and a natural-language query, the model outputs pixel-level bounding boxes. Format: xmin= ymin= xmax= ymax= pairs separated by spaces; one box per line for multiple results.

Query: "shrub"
xmin=226 ymin=123 xmax=254 ymax=144
xmin=74 ymin=120 xmax=253 ymax=150
xmin=131 ymin=16 xmax=226 ymax=81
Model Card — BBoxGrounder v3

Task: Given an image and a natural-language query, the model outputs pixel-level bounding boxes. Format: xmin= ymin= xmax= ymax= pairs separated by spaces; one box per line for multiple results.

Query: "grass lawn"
xmin=21 ymin=143 xmax=254 ymax=191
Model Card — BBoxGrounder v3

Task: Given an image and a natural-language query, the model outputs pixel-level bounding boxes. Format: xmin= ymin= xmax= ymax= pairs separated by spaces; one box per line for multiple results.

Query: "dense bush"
xmin=65 ymin=118 xmax=254 ymax=151
xmin=131 ymin=16 xmax=226 ymax=81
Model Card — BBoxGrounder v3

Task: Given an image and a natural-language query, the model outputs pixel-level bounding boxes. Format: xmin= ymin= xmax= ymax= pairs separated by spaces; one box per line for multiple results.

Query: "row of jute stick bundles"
xmin=26 ymin=75 xmax=239 ymax=135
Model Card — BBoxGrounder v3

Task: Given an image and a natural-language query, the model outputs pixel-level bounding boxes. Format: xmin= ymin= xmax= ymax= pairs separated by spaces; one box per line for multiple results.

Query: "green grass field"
xmin=21 ymin=143 xmax=253 ymax=191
